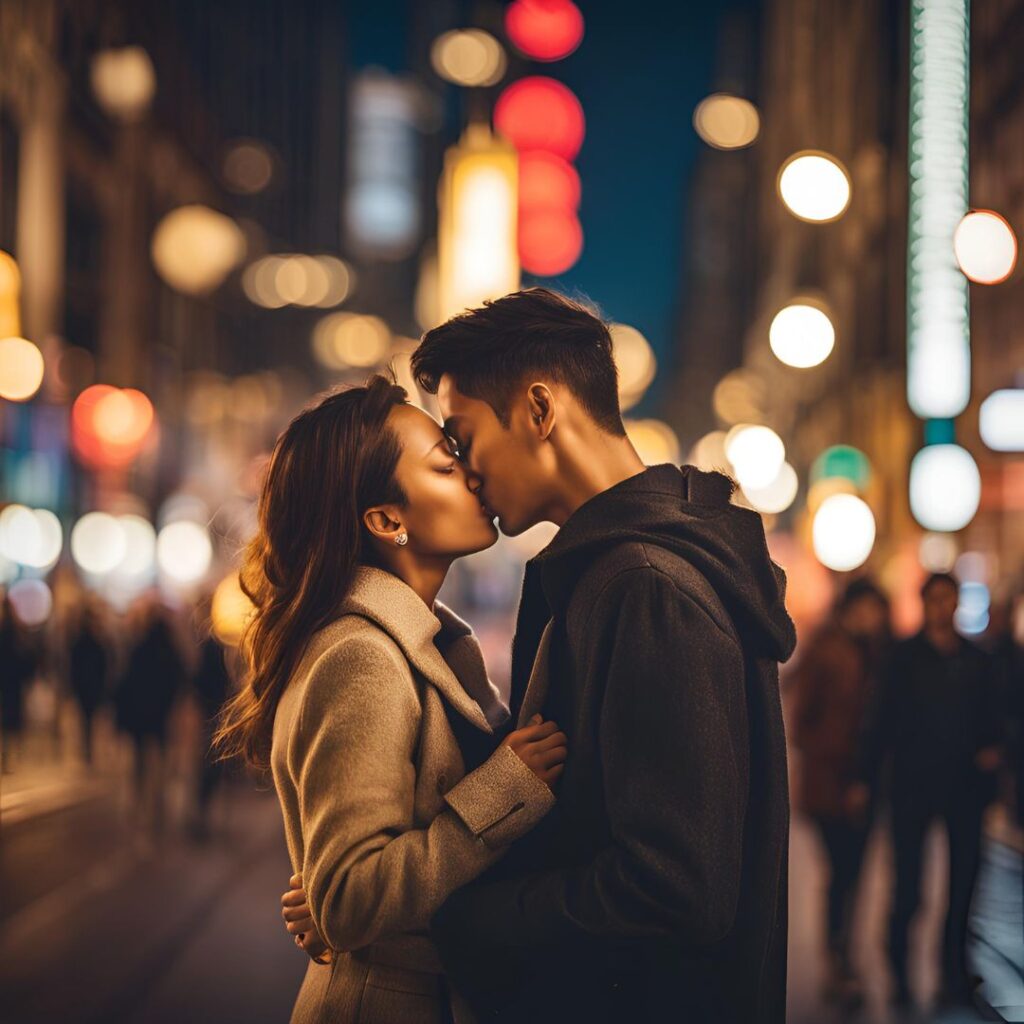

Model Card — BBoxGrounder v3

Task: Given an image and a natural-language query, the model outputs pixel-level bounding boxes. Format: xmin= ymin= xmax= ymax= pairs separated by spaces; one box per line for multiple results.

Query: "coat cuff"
xmin=443 ymin=742 xmax=555 ymax=849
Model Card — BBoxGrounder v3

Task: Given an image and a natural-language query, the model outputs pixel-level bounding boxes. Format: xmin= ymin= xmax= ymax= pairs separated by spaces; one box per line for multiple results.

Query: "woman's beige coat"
xmin=271 ymin=565 xmax=555 ymax=1022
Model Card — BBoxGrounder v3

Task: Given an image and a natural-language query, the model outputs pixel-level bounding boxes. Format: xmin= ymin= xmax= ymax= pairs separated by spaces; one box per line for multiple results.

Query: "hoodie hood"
xmin=533 ymin=463 xmax=797 ymax=662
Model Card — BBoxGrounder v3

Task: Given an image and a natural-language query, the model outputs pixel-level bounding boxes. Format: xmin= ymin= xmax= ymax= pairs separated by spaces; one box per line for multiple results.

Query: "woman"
xmin=215 ymin=376 xmax=566 ymax=1024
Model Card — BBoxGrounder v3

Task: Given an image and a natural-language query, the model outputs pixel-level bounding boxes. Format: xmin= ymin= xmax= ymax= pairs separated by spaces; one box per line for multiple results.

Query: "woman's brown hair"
xmin=214 ymin=375 xmax=408 ymax=769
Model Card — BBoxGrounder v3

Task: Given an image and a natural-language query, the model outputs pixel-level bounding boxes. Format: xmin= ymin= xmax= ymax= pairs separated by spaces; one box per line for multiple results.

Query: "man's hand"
xmin=281 ymin=873 xmax=330 ymax=962
xmin=499 ymin=714 xmax=568 ymax=791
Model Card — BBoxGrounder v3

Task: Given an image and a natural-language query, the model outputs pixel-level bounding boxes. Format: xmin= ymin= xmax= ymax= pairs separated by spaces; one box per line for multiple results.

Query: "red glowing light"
xmin=519 ymin=208 xmax=583 ymax=276
xmin=518 ymin=151 xmax=581 ymax=212
xmin=495 ymin=76 xmax=585 ymax=161
xmin=72 ymin=384 xmax=156 ymax=469
xmin=505 ymin=0 xmax=584 ymax=62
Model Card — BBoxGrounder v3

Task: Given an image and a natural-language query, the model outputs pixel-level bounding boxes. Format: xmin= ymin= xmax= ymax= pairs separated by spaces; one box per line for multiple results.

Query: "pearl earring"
xmin=396 ymin=532 xmax=408 ymax=546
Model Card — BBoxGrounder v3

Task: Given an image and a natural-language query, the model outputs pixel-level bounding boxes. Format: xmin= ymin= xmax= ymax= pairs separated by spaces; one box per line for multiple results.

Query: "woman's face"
xmin=387 ymin=404 xmax=498 ymax=558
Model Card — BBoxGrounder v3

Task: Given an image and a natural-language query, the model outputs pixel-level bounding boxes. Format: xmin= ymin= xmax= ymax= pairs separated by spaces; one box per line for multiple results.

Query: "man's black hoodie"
xmin=432 ymin=463 xmax=797 ymax=1023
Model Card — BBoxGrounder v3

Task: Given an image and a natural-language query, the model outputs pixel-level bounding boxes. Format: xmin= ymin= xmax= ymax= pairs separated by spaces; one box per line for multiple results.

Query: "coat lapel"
xmin=516 ymin=618 xmax=553 ymax=727
xmin=341 ymin=566 xmax=494 ymax=734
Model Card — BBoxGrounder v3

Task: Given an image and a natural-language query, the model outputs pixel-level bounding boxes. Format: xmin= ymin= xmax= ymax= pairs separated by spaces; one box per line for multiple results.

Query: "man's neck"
xmin=924 ymin=626 xmax=959 ymax=655
xmin=543 ymin=435 xmax=647 ymax=527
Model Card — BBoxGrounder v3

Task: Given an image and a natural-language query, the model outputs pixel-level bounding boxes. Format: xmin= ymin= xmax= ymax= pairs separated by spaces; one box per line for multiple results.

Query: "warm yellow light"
xmin=211 ymin=572 xmax=255 ymax=647
xmin=742 ymin=462 xmax=799 ymax=514
xmin=431 ymin=29 xmax=507 ymax=88
xmin=222 ymin=140 xmax=274 ymax=194
xmin=151 ymin=206 xmax=246 ymax=295
xmin=0 ymin=336 xmax=45 ymax=402
xmin=0 ymin=250 xmax=21 ymax=338
xmin=713 ymin=369 xmax=765 ymax=425
xmin=769 ymin=301 xmax=836 ymax=368
xmin=687 ymin=431 xmax=730 ymax=473
xmin=438 ymin=125 xmax=519 ymax=321
xmin=953 ymin=210 xmax=1017 ymax=284
xmin=610 ymin=324 xmax=656 ymax=411
xmin=692 ymin=94 xmax=760 ymax=150
xmin=625 ymin=419 xmax=680 ymax=466
xmin=777 ymin=151 xmax=851 ymax=222
xmin=90 ymin=46 xmax=156 ymax=121
xmin=312 ymin=313 xmax=391 ymax=370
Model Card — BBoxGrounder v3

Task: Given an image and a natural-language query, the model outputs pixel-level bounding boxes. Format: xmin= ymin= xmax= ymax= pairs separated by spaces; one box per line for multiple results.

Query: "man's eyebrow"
xmin=423 ymin=437 xmax=452 ymax=458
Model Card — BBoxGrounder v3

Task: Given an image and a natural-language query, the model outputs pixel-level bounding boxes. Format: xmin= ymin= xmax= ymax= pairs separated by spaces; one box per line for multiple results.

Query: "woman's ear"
xmin=526 ymin=383 xmax=555 ymax=440
xmin=363 ymin=507 xmax=404 ymax=544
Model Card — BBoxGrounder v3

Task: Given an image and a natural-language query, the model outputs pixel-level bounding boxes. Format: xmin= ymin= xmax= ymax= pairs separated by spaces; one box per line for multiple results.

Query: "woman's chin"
xmin=463 ymin=520 xmax=499 ymax=555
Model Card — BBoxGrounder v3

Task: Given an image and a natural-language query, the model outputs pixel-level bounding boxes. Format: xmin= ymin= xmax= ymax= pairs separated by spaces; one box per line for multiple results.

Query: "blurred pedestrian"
xmin=0 ymin=594 xmax=37 ymax=773
xmin=68 ymin=600 xmax=110 ymax=766
xmin=984 ymin=592 xmax=1024 ymax=825
xmin=790 ymin=577 xmax=891 ymax=1006
xmin=855 ymin=572 xmax=1002 ymax=1008
xmin=190 ymin=597 xmax=232 ymax=840
xmin=114 ymin=597 xmax=186 ymax=827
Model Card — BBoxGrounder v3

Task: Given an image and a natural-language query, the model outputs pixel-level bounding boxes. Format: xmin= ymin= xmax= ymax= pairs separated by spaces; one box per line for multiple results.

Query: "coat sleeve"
xmin=431 ymin=566 xmax=748 ymax=992
xmin=292 ymin=635 xmax=555 ymax=954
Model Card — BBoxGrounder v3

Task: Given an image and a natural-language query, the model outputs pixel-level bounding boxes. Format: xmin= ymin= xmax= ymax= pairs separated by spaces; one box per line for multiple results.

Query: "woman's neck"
xmin=387 ymin=555 xmax=451 ymax=610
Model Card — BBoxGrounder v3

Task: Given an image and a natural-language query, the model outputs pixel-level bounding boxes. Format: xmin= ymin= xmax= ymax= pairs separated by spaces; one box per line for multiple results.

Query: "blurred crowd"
xmin=0 ymin=586 xmax=234 ymax=841
xmin=787 ymin=572 xmax=1023 ymax=1011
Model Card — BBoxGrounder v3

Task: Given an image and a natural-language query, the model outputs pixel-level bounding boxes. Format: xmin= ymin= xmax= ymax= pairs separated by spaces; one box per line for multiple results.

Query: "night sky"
xmin=351 ymin=0 xmax=756 ymax=406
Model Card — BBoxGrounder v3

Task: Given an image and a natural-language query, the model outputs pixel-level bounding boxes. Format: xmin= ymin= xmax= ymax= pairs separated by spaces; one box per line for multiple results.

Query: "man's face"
xmin=436 ymin=374 xmax=549 ymax=536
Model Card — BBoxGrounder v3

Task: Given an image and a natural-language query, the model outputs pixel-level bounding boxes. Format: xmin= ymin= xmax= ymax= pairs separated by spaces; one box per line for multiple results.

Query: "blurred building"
xmin=673 ymin=0 xmax=1024 ymax=617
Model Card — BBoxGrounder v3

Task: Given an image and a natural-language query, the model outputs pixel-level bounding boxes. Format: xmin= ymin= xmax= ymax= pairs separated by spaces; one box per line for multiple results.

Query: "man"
xmin=284 ymin=288 xmax=796 ymax=1022
xmin=790 ymin=578 xmax=891 ymax=1005
xmin=853 ymin=572 xmax=1002 ymax=1008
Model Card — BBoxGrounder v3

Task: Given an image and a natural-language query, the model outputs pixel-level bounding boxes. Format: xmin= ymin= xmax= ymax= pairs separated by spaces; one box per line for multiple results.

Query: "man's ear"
xmin=363 ymin=507 xmax=404 ymax=544
xmin=526 ymin=383 xmax=555 ymax=440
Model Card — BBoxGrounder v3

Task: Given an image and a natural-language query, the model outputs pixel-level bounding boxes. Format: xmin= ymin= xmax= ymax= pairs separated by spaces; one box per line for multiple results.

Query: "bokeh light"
xmin=72 ymin=385 xmax=156 ymax=469
xmin=742 ymin=462 xmax=799 ymax=514
xmin=0 ymin=505 xmax=62 ymax=570
xmin=810 ymin=445 xmax=872 ymax=491
xmin=919 ymin=531 xmax=959 ymax=573
xmin=518 ymin=151 xmax=581 ymax=212
xmin=610 ymin=323 xmax=657 ymax=412
xmin=769 ymin=302 xmax=836 ymax=368
xmin=626 ymin=419 xmax=681 ymax=466
xmin=312 ymin=313 xmax=391 ymax=370
xmin=222 ymin=139 xmax=275 ymax=194
xmin=71 ymin=512 xmax=127 ymax=575
xmin=979 ymin=389 xmax=1024 ymax=452
xmin=518 ymin=208 xmax=583 ymax=276
xmin=211 ymin=572 xmax=256 ymax=647
xmin=812 ymin=493 xmax=876 ymax=571
xmin=112 ymin=514 xmax=157 ymax=581
xmin=494 ymin=77 xmax=585 ymax=161
xmin=156 ymin=520 xmax=213 ymax=585
xmin=692 ymin=94 xmax=760 ymax=150
xmin=953 ymin=209 xmax=1017 ymax=284
xmin=725 ymin=424 xmax=785 ymax=490
xmin=0 ymin=336 xmax=45 ymax=402
xmin=688 ymin=431 xmax=730 ymax=473
xmin=909 ymin=443 xmax=980 ymax=532
xmin=151 ymin=205 xmax=246 ymax=295
xmin=243 ymin=254 xmax=351 ymax=309
xmin=90 ymin=46 xmax=156 ymax=121
xmin=431 ymin=29 xmax=506 ymax=87
xmin=505 ymin=0 xmax=584 ymax=61
xmin=0 ymin=250 xmax=22 ymax=338
xmin=777 ymin=151 xmax=852 ymax=222
xmin=8 ymin=578 xmax=53 ymax=627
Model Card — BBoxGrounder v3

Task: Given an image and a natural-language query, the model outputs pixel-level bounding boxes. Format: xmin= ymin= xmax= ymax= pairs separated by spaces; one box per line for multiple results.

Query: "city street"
xmin=2 ymin=742 xmax=1021 ymax=1024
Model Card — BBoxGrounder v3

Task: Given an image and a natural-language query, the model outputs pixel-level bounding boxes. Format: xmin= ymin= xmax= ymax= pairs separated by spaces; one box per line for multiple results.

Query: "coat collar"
xmin=339 ymin=565 xmax=500 ymax=734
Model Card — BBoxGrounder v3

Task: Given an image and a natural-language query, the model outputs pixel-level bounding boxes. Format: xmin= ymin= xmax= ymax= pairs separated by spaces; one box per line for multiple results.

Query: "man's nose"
xmin=465 ymin=468 xmax=483 ymax=493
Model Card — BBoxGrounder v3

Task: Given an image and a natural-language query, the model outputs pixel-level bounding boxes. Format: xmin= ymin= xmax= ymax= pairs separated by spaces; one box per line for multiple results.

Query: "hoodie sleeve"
xmin=430 ymin=564 xmax=748 ymax=998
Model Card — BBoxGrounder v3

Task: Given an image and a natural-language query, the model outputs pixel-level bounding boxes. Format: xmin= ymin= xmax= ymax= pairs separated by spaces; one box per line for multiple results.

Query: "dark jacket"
xmin=431 ymin=464 xmax=796 ymax=1023
xmin=858 ymin=631 xmax=1001 ymax=807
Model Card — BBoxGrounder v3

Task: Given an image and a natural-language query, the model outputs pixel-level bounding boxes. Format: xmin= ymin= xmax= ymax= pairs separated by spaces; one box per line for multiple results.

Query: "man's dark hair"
xmin=921 ymin=571 xmax=960 ymax=598
xmin=411 ymin=287 xmax=626 ymax=436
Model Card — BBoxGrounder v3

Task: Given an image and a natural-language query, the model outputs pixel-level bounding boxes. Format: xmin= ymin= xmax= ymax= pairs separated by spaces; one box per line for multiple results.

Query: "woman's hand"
xmin=500 ymin=714 xmax=568 ymax=791
xmin=281 ymin=873 xmax=330 ymax=962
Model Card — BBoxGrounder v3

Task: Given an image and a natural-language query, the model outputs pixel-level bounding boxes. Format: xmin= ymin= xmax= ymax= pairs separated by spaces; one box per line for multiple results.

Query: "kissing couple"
xmin=216 ymin=287 xmax=796 ymax=1024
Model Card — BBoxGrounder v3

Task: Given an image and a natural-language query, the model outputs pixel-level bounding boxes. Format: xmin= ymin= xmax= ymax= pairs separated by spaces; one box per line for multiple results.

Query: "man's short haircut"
xmin=921 ymin=571 xmax=960 ymax=599
xmin=411 ymin=287 xmax=626 ymax=436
